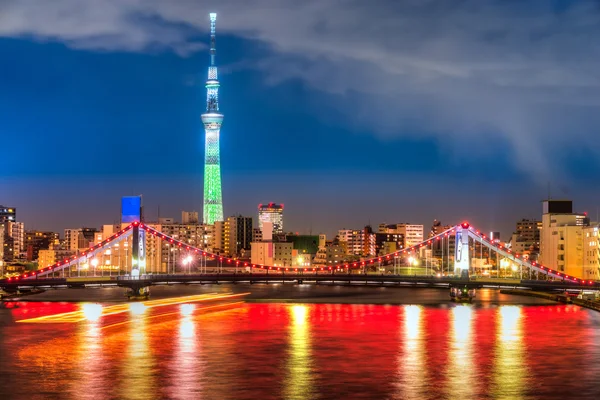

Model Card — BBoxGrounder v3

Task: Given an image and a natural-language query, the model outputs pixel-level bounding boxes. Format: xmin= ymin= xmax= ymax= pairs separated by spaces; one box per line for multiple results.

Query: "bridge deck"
xmin=2 ymin=274 xmax=599 ymax=292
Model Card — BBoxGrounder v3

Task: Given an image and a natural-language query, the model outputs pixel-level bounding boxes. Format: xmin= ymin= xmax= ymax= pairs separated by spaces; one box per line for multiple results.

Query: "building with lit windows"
xmin=155 ymin=222 xmax=213 ymax=272
xmin=583 ymin=225 xmax=600 ymax=280
xmin=338 ymin=229 xmax=364 ymax=255
xmin=228 ymin=216 xmax=253 ymax=256
xmin=509 ymin=219 xmax=540 ymax=260
xmin=38 ymin=248 xmax=76 ymax=269
xmin=379 ymin=223 xmax=423 ymax=248
xmin=258 ymin=203 xmax=284 ymax=234
xmin=213 ymin=216 xmax=252 ymax=256
xmin=24 ymin=231 xmax=59 ymax=261
xmin=1 ymin=206 xmax=16 ymax=261
xmin=539 ymin=200 xmax=590 ymax=278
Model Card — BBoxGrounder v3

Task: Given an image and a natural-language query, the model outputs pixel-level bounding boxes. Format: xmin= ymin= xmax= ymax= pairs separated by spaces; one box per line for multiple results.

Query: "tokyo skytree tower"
xmin=202 ymin=13 xmax=224 ymax=224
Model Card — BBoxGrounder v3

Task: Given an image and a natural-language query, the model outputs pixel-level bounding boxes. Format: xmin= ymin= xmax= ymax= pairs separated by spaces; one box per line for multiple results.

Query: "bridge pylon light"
xmin=461 ymin=222 xmax=470 ymax=229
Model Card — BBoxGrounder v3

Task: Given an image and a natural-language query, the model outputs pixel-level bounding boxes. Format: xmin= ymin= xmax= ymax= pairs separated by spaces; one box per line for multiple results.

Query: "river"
xmin=1 ymin=284 xmax=599 ymax=399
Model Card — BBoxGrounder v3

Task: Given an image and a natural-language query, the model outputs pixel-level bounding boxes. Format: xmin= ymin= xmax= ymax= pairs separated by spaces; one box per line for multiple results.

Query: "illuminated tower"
xmin=202 ymin=12 xmax=224 ymax=224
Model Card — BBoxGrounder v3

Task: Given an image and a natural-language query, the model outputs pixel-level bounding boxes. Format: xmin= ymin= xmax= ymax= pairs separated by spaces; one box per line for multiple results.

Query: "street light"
xmin=91 ymin=258 xmax=99 ymax=277
xmin=183 ymin=255 xmax=193 ymax=274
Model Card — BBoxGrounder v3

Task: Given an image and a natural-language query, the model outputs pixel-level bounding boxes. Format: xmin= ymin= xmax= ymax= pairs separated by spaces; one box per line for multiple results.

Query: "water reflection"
xmin=6 ymin=300 xmax=600 ymax=399
xmin=492 ymin=306 xmax=525 ymax=399
xmin=81 ymin=303 xmax=103 ymax=322
xmin=447 ymin=305 xmax=475 ymax=398
xmin=71 ymin=305 xmax=106 ymax=400
xmin=119 ymin=303 xmax=156 ymax=400
xmin=396 ymin=305 xmax=424 ymax=398
xmin=168 ymin=304 xmax=203 ymax=399
xmin=285 ymin=305 xmax=315 ymax=400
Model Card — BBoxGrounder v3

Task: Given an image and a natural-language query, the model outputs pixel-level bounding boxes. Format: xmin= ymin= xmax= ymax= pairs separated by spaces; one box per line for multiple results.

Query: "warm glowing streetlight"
xmin=91 ymin=258 xmax=99 ymax=276
xmin=183 ymin=255 xmax=193 ymax=274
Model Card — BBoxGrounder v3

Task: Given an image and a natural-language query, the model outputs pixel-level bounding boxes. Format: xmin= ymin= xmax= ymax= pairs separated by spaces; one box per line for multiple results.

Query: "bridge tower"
xmin=202 ymin=12 xmax=224 ymax=224
xmin=131 ymin=223 xmax=146 ymax=277
xmin=454 ymin=223 xmax=470 ymax=277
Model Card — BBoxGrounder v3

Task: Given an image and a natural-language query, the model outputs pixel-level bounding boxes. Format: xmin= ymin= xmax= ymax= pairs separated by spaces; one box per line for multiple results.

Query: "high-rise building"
xmin=64 ymin=229 xmax=81 ymax=251
xmin=202 ymin=13 xmax=224 ymax=224
xmin=0 ymin=206 xmax=16 ymax=261
xmin=539 ymin=200 xmax=589 ymax=278
xmin=509 ymin=219 xmax=540 ymax=260
xmin=228 ymin=216 xmax=253 ymax=256
xmin=8 ymin=222 xmax=25 ymax=258
xmin=258 ymin=203 xmax=284 ymax=233
xmin=0 ymin=206 xmax=16 ymax=225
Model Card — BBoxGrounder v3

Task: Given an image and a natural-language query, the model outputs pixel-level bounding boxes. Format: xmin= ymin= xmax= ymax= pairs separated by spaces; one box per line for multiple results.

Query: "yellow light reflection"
xmin=180 ymin=303 xmax=196 ymax=317
xmin=170 ymin=306 xmax=203 ymax=398
xmin=285 ymin=305 xmax=315 ymax=399
xmin=492 ymin=306 xmax=525 ymax=399
xmin=120 ymin=309 xmax=156 ymax=399
xmin=129 ymin=302 xmax=147 ymax=316
xmin=447 ymin=305 xmax=475 ymax=398
xmin=18 ymin=293 xmax=249 ymax=324
xmin=396 ymin=305 xmax=424 ymax=398
xmin=71 ymin=306 xmax=106 ymax=398
xmin=82 ymin=303 xmax=103 ymax=322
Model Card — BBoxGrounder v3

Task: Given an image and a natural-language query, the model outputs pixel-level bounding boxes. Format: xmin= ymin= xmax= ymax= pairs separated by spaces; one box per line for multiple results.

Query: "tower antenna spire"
xmin=209 ymin=12 xmax=217 ymax=67
xmin=202 ymin=12 xmax=224 ymax=224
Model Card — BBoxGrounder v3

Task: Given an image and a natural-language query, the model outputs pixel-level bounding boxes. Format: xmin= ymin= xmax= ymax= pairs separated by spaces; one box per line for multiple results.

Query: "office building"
xmin=509 ymin=219 xmax=540 ymax=260
xmin=228 ymin=216 xmax=253 ymax=256
xmin=539 ymin=200 xmax=589 ymax=278
xmin=1 ymin=206 xmax=16 ymax=261
xmin=258 ymin=203 xmax=284 ymax=234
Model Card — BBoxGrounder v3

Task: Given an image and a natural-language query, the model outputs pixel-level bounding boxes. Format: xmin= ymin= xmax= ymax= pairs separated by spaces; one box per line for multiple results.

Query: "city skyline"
xmin=1 ymin=1 xmax=599 ymax=238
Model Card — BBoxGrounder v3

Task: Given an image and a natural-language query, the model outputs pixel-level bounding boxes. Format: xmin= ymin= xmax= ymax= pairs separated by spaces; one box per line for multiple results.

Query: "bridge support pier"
xmin=126 ymin=285 xmax=150 ymax=300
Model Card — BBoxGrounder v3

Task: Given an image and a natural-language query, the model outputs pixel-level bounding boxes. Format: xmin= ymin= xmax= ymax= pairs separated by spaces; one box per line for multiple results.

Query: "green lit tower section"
xmin=202 ymin=13 xmax=224 ymax=224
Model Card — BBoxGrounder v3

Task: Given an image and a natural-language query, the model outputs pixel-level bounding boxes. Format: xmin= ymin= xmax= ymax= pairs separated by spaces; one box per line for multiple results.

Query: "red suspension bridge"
xmin=1 ymin=221 xmax=598 ymax=298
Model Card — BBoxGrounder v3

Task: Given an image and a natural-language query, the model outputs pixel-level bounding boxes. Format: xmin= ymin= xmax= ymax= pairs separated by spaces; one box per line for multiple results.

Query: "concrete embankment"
xmin=501 ymin=288 xmax=600 ymax=312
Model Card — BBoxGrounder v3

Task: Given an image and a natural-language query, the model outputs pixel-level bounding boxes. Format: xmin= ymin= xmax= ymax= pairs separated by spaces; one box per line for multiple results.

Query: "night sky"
xmin=1 ymin=0 xmax=599 ymax=239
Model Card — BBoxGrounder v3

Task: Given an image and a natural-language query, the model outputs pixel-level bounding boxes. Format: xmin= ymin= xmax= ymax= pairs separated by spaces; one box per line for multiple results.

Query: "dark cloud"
xmin=2 ymin=0 xmax=600 ymax=180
